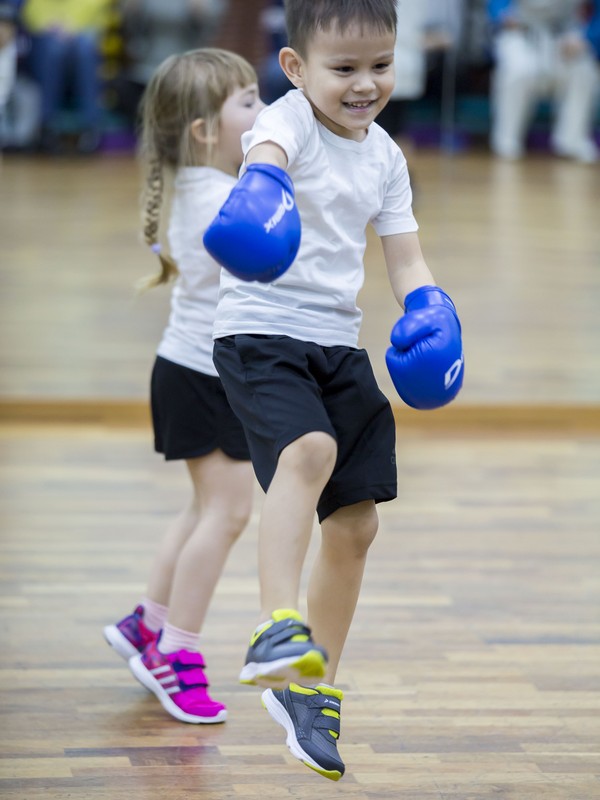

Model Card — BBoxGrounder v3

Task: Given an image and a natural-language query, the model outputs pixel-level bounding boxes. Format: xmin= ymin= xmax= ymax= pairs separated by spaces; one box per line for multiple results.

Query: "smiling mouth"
xmin=344 ymin=100 xmax=376 ymax=110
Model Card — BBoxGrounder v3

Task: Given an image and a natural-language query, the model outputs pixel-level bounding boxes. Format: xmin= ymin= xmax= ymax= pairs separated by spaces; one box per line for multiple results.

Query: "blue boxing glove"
xmin=203 ymin=163 xmax=301 ymax=283
xmin=385 ymin=285 xmax=464 ymax=410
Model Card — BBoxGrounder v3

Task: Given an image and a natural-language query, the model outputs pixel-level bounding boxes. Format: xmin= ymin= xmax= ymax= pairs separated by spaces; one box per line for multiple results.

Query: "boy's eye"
xmin=375 ymin=62 xmax=391 ymax=71
xmin=335 ymin=66 xmax=354 ymax=74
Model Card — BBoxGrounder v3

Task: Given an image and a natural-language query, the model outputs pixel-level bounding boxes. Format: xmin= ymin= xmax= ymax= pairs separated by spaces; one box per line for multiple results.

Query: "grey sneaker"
xmin=262 ymin=682 xmax=345 ymax=781
xmin=239 ymin=608 xmax=327 ymax=688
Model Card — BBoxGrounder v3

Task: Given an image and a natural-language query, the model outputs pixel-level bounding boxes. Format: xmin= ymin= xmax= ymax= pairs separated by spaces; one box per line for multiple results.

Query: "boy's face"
xmin=282 ymin=21 xmax=395 ymax=141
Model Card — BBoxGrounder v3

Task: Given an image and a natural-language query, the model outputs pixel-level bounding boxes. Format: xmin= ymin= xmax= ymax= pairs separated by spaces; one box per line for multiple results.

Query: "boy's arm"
xmin=245 ymin=141 xmax=288 ymax=169
xmin=382 ymin=232 xmax=464 ymax=410
xmin=203 ymin=141 xmax=300 ymax=282
xmin=381 ymin=231 xmax=435 ymax=304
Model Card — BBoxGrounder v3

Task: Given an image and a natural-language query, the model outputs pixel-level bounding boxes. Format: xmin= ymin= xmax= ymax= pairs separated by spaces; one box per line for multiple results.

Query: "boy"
xmin=204 ymin=0 xmax=463 ymax=781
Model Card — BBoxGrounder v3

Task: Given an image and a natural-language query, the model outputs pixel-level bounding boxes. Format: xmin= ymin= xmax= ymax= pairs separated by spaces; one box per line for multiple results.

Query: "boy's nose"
xmin=352 ymin=72 xmax=376 ymax=93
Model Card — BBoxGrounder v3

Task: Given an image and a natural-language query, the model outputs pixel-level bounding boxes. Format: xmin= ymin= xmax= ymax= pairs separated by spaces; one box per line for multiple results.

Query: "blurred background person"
xmin=21 ymin=0 xmax=113 ymax=153
xmin=0 ymin=0 xmax=42 ymax=152
xmin=257 ymin=0 xmax=292 ymax=103
xmin=488 ymin=0 xmax=600 ymax=163
xmin=376 ymin=1 xmax=463 ymax=148
xmin=586 ymin=0 xmax=600 ymax=59
xmin=0 ymin=0 xmax=18 ymax=141
xmin=117 ymin=0 xmax=226 ymax=128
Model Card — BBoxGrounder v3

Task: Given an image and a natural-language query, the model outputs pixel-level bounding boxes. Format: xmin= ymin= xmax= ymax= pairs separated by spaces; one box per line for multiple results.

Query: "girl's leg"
xmin=164 ymin=450 xmax=254 ymax=634
xmin=144 ymin=489 xmax=202 ymax=609
xmin=104 ymin=465 xmax=204 ymax=658
xmin=127 ymin=451 xmax=253 ymax=724
xmin=307 ymin=500 xmax=379 ymax=683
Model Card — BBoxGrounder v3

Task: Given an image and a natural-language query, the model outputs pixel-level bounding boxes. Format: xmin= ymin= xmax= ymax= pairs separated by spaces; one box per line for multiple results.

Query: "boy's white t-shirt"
xmin=157 ymin=167 xmax=236 ymax=376
xmin=213 ymin=89 xmax=418 ymax=348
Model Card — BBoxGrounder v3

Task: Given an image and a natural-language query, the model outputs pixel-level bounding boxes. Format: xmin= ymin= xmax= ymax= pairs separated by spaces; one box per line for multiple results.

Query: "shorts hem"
xmin=317 ymin=484 xmax=397 ymax=523
xmin=157 ymin=444 xmax=250 ymax=462
xmin=275 ymin=426 xmax=337 ymax=459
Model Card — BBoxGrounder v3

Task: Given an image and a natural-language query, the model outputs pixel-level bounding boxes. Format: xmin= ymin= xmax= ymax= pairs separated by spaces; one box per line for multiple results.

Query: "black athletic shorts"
xmin=150 ymin=355 xmax=250 ymax=461
xmin=213 ymin=335 xmax=397 ymax=521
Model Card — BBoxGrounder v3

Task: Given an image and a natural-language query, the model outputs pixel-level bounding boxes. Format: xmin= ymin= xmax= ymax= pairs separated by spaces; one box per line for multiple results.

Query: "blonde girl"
xmin=104 ymin=49 xmax=264 ymax=724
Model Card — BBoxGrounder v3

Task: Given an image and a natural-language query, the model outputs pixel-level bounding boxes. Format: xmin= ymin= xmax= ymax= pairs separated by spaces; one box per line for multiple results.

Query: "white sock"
xmin=158 ymin=622 xmax=200 ymax=654
xmin=141 ymin=597 xmax=168 ymax=633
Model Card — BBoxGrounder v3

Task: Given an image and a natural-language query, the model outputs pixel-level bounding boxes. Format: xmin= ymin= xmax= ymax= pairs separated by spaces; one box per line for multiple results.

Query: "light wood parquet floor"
xmin=0 ymin=422 xmax=599 ymax=799
xmin=0 ymin=149 xmax=599 ymax=798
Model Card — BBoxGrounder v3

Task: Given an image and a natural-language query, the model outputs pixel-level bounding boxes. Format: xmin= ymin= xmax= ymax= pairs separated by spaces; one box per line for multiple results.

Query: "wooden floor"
xmin=1 ymin=150 xmax=599 ymax=797
xmin=1 ymin=422 xmax=599 ymax=799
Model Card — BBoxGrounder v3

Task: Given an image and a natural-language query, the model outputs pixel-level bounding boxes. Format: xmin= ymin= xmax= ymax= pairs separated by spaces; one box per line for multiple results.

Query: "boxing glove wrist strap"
xmin=245 ymin=163 xmax=295 ymax=195
xmin=404 ymin=285 xmax=457 ymax=315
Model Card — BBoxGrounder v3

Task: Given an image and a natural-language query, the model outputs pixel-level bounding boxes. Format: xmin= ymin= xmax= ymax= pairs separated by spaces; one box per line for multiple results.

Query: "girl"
xmin=104 ymin=48 xmax=264 ymax=724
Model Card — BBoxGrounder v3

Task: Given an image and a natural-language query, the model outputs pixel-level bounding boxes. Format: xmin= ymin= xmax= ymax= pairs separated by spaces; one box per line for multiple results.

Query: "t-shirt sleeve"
xmin=240 ymin=91 xmax=310 ymax=168
xmin=370 ymin=141 xmax=419 ymax=237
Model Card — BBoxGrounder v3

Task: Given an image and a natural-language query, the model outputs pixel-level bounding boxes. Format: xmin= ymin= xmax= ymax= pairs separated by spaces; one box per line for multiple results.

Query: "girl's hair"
xmin=138 ymin=48 xmax=257 ymax=289
xmin=284 ymin=0 xmax=397 ymax=58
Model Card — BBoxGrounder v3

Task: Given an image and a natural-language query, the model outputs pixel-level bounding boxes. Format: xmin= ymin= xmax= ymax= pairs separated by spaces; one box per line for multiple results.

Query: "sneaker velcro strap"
xmin=310 ymin=696 xmax=341 ymax=738
xmin=178 ymin=667 xmax=209 ymax=688
xmin=265 ymin=619 xmax=312 ymax=645
xmin=175 ymin=650 xmax=206 ymax=668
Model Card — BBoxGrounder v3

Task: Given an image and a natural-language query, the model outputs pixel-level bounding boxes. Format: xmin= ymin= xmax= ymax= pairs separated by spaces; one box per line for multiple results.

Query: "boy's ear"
xmin=279 ymin=47 xmax=305 ymax=88
xmin=190 ymin=118 xmax=217 ymax=145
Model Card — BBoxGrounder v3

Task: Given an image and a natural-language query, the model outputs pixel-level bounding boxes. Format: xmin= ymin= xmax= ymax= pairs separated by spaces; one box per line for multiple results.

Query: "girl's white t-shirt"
xmin=157 ymin=167 xmax=236 ymax=376
xmin=213 ymin=89 xmax=418 ymax=348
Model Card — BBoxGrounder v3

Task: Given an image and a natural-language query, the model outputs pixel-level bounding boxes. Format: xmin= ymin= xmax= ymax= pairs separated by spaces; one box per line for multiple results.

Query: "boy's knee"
xmin=279 ymin=431 xmax=337 ymax=484
xmin=324 ymin=502 xmax=379 ymax=556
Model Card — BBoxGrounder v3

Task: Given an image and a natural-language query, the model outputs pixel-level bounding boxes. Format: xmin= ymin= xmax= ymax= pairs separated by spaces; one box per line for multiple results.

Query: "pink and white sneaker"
xmin=103 ymin=605 xmax=158 ymax=661
xmin=129 ymin=641 xmax=227 ymax=724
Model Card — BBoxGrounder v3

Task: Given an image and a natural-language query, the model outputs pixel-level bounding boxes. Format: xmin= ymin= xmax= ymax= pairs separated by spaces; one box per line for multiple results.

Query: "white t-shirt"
xmin=213 ymin=89 xmax=418 ymax=348
xmin=157 ymin=167 xmax=236 ymax=376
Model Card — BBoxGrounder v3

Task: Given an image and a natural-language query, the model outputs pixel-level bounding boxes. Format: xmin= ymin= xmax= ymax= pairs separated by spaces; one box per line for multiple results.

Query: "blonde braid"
xmin=137 ymin=156 xmax=179 ymax=291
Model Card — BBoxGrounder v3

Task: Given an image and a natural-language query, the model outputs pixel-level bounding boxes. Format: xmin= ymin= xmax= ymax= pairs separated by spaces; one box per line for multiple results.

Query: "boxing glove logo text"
xmin=444 ymin=353 xmax=464 ymax=390
xmin=264 ymin=189 xmax=295 ymax=233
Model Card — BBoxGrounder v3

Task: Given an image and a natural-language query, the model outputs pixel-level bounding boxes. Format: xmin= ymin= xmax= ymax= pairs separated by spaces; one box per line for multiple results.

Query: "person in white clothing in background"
xmin=488 ymin=0 xmax=600 ymax=162
xmin=376 ymin=0 xmax=463 ymax=146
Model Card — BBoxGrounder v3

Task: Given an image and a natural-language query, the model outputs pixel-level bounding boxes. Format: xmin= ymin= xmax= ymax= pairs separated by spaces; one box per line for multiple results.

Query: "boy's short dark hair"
xmin=284 ymin=0 xmax=397 ymax=57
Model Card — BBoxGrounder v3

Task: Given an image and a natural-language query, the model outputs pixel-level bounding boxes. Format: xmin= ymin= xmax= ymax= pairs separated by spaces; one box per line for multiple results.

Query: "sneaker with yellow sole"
xmin=239 ymin=609 xmax=327 ymax=688
xmin=262 ymin=682 xmax=345 ymax=781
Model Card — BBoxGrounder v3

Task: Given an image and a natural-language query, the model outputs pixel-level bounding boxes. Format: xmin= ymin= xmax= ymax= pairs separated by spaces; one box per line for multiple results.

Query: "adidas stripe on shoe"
xmin=129 ymin=641 xmax=226 ymax=724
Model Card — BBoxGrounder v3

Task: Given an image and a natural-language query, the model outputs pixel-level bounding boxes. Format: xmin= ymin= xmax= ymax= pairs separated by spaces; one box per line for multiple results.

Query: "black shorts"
xmin=213 ymin=335 xmax=397 ymax=521
xmin=150 ymin=355 xmax=250 ymax=461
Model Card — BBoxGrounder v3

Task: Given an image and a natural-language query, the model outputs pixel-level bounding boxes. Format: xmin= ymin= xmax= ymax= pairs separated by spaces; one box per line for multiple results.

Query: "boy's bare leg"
xmin=307 ymin=499 xmax=379 ymax=682
xmin=258 ymin=431 xmax=337 ymax=619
